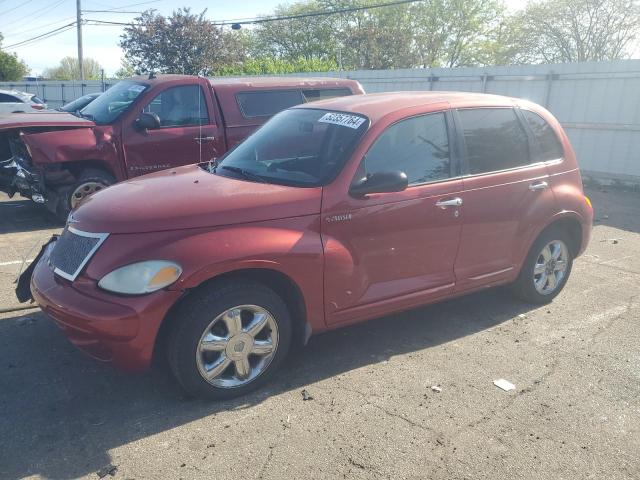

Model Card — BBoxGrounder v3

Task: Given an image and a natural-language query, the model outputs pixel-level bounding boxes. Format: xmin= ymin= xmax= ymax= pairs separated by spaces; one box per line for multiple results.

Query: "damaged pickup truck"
xmin=0 ymin=74 xmax=363 ymax=221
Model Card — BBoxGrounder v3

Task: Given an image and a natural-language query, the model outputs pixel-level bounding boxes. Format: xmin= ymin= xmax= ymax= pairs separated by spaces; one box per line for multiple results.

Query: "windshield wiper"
xmin=219 ymin=165 xmax=266 ymax=183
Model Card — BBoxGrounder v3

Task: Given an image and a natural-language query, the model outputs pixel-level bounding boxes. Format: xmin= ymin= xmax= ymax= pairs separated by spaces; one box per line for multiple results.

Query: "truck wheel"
xmin=56 ymin=168 xmax=114 ymax=221
xmin=167 ymin=281 xmax=292 ymax=400
xmin=511 ymin=227 xmax=574 ymax=304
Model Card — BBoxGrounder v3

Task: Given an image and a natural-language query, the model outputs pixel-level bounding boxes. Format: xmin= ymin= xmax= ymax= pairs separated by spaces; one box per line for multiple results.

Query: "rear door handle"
xmin=194 ymin=136 xmax=216 ymax=144
xmin=435 ymin=197 xmax=463 ymax=209
xmin=529 ymin=180 xmax=548 ymax=191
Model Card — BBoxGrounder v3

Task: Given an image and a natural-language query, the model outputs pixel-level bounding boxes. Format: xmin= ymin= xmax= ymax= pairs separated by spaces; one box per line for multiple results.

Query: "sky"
xmin=1 ymin=0 xmax=528 ymax=76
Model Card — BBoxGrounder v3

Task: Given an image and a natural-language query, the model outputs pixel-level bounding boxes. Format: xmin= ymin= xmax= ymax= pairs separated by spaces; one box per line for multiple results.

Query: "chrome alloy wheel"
xmin=70 ymin=181 xmax=106 ymax=209
xmin=533 ymin=240 xmax=569 ymax=295
xmin=196 ymin=305 xmax=279 ymax=388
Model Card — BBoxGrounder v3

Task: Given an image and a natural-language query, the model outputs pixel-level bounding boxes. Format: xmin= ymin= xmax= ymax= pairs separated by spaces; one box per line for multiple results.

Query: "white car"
xmin=0 ymin=89 xmax=47 ymax=114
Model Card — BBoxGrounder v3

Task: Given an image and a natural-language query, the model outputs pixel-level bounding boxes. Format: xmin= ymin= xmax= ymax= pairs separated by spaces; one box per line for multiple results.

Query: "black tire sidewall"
xmin=168 ymin=282 xmax=292 ymax=400
xmin=514 ymin=228 xmax=574 ymax=304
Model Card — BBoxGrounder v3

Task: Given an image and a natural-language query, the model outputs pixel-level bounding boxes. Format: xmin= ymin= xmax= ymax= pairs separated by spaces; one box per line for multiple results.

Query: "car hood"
xmin=73 ymin=164 xmax=323 ymax=234
xmin=0 ymin=111 xmax=94 ymax=131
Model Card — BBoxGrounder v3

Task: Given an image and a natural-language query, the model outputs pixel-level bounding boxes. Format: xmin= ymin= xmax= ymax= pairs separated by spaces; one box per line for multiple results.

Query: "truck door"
xmin=122 ymin=84 xmax=224 ymax=177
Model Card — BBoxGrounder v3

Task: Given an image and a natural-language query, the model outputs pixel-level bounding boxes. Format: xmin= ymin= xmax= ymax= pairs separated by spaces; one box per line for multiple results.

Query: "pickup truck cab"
xmin=0 ymin=74 xmax=363 ymax=220
xmin=26 ymin=92 xmax=592 ymax=400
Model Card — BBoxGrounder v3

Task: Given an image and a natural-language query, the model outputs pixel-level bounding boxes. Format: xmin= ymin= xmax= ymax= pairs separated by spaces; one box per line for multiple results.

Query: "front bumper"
xmin=30 ymin=244 xmax=183 ymax=372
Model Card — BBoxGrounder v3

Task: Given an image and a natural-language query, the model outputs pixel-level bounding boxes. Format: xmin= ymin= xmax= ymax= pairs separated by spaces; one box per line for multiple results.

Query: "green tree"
xmin=251 ymin=1 xmax=340 ymax=62
xmin=0 ymin=33 xmax=29 ymax=81
xmin=513 ymin=0 xmax=640 ymax=63
xmin=216 ymin=56 xmax=338 ymax=75
xmin=120 ymin=8 xmax=245 ymax=75
xmin=114 ymin=59 xmax=136 ymax=79
xmin=44 ymin=56 xmax=103 ymax=80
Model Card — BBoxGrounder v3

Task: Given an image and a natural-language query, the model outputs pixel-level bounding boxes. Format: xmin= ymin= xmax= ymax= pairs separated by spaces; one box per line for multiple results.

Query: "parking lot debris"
xmin=301 ymin=389 xmax=313 ymax=401
xmin=493 ymin=379 xmax=516 ymax=391
xmin=431 ymin=385 xmax=442 ymax=393
xmin=96 ymin=464 xmax=117 ymax=478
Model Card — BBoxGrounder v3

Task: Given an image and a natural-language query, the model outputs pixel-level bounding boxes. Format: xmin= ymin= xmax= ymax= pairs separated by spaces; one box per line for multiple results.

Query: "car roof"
xmin=127 ymin=74 xmax=359 ymax=90
xmin=293 ymin=91 xmax=521 ymax=122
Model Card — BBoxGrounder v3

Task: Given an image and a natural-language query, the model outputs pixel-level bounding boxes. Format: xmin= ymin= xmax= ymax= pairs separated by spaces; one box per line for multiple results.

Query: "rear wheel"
xmin=512 ymin=228 xmax=574 ymax=304
xmin=56 ymin=168 xmax=114 ymax=221
xmin=167 ymin=281 xmax=292 ymax=400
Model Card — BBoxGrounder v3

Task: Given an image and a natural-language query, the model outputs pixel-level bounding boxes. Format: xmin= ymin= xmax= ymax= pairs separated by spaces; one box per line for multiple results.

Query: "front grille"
xmin=50 ymin=226 xmax=108 ymax=281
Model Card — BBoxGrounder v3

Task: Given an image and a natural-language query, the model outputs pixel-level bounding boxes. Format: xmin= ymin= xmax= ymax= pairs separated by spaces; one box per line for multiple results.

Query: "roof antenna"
xmin=148 ymin=71 xmax=156 ymax=80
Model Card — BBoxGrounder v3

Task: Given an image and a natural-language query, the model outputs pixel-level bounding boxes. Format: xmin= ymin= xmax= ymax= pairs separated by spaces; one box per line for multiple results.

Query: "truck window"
xmin=302 ymin=88 xmax=352 ymax=102
xmin=82 ymin=80 xmax=148 ymax=124
xmin=143 ymin=85 xmax=209 ymax=127
xmin=236 ymin=90 xmax=304 ymax=118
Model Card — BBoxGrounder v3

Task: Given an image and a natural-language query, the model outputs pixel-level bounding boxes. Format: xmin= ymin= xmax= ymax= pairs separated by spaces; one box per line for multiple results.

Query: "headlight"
xmin=98 ymin=260 xmax=182 ymax=295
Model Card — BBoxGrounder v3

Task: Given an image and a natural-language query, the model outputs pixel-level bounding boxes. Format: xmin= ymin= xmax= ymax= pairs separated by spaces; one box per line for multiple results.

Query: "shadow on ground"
xmin=0 ymin=198 xmax=60 ymax=234
xmin=0 ymin=287 xmax=535 ymax=479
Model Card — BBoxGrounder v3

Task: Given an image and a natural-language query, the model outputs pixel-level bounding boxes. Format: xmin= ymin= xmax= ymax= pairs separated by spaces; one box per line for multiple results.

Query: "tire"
xmin=167 ymin=281 xmax=292 ymax=400
xmin=512 ymin=227 xmax=574 ymax=304
xmin=56 ymin=168 xmax=115 ymax=221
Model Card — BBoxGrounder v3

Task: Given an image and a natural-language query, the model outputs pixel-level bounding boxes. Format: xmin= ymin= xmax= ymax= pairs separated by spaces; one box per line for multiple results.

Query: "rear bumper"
xmin=30 ymin=245 xmax=182 ymax=372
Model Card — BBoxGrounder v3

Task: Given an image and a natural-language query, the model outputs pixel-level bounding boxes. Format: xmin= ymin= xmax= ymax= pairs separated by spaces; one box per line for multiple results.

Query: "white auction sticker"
xmin=128 ymin=85 xmax=146 ymax=93
xmin=318 ymin=112 xmax=366 ymax=129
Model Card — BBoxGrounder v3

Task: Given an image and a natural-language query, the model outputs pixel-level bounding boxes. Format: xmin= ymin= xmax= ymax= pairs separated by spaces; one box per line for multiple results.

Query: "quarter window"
xmin=237 ymin=90 xmax=304 ymax=118
xmin=361 ymin=113 xmax=451 ymax=185
xmin=0 ymin=93 xmax=20 ymax=103
xmin=521 ymin=110 xmax=564 ymax=161
xmin=302 ymin=88 xmax=352 ymax=102
xmin=458 ymin=108 xmax=529 ymax=174
xmin=143 ymin=85 xmax=209 ymax=127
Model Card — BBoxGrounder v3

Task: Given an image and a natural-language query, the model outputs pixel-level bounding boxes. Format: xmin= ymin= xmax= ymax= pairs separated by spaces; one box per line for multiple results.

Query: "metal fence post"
xmin=481 ymin=73 xmax=488 ymax=92
xmin=544 ymin=70 xmax=555 ymax=108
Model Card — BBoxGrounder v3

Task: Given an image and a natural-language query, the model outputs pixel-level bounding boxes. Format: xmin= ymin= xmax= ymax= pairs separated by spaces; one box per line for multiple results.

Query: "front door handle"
xmin=435 ymin=197 xmax=463 ymax=209
xmin=529 ymin=180 xmax=549 ymax=191
xmin=195 ymin=136 xmax=216 ymax=144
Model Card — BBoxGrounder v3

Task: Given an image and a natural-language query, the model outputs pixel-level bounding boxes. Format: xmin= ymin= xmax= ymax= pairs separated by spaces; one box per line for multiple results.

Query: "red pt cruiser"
xmin=28 ymin=92 xmax=593 ymax=399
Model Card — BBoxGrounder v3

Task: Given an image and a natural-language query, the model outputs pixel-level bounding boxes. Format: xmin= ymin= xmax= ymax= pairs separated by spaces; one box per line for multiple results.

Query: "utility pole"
xmin=76 ymin=0 xmax=84 ymax=81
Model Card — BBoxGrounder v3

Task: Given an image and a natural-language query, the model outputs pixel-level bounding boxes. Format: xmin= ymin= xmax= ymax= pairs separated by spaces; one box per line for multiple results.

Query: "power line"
xmin=3 ymin=16 xmax=76 ymax=39
xmin=3 ymin=22 xmax=77 ymax=49
xmin=0 ymin=0 xmax=36 ymax=17
xmin=2 ymin=0 xmax=67 ymax=33
xmin=86 ymin=0 xmax=424 ymax=28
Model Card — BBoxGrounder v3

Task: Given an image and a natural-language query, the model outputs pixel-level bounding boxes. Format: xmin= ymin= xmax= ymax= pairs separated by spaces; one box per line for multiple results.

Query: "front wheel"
xmin=56 ymin=168 xmax=114 ymax=221
xmin=512 ymin=228 xmax=574 ymax=304
xmin=167 ymin=282 xmax=292 ymax=400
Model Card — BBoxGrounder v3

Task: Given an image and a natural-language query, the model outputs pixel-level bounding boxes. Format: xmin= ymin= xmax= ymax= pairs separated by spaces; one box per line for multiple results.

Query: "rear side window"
xmin=237 ymin=90 xmax=304 ymax=118
xmin=143 ymin=85 xmax=209 ymax=127
xmin=302 ymin=88 xmax=352 ymax=102
xmin=521 ymin=110 xmax=564 ymax=161
xmin=458 ymin=108 xmax=529 ymax=174
xmin=30 ymin=95 xmax=45 ymax=104
xmin=0 ymin=93 xmax=20 ymax=103
xmin=362 ymin=112 xmax=450 ymax=185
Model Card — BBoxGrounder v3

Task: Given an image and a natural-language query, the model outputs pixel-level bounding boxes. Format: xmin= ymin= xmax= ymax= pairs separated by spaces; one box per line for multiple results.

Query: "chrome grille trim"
xmin=51 ymin=226 xmax=109 ymax=281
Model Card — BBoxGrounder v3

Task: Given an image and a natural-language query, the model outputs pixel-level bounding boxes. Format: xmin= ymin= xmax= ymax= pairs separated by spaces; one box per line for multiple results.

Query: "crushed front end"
xmin=0 ymin=130 xmax=47 ymax=204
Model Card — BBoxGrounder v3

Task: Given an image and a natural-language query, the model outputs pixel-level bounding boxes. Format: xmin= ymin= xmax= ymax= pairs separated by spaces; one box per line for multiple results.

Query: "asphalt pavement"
xmin=0 ymin=187 xmax=638 ymax=480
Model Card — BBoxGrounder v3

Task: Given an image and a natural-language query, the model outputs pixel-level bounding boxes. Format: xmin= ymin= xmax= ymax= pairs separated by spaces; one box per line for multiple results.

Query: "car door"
xmin=453 ymin=107 xmax=557 ymax=290
xmin=322 ymin=110 xmax=464 ymax=326
xmin=122 ymin=84 xmax=223 ymax=177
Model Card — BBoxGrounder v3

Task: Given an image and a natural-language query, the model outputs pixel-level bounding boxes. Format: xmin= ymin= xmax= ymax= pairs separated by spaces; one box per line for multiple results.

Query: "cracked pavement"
xmin=0 ymin=187 xmax=639 ymax=480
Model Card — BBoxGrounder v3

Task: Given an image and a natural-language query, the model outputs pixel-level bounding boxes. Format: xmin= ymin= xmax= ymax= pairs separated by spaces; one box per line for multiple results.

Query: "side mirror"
xmin=135 ymin=112 xmax=161 ymax=130
xmin=349 ymin=170 xmax=408 ymax=197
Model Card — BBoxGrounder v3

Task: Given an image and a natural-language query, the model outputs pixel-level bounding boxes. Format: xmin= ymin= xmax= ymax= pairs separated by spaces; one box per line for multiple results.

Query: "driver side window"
xmin=143 ymin=85 xmax=209 ymax=127
xmin=361 ymin=112 xmax=451 ymax=185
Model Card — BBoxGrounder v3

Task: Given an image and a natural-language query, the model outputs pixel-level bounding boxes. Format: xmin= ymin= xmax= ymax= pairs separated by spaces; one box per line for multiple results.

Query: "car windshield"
xmin=80 ymin=81 xmax=147 ymax=124
xmin=60 ymin=94 xmax=97 ymax=112
xmin=213 ymin=108 xmax=369 ymax=187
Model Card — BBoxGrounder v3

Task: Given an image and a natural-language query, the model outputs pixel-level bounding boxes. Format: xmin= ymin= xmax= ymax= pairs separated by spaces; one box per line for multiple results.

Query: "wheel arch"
xmin=61 ymin=159 xmax=117 ymax=180
xmin=538 ymin=213 xmax=584 ymax=257
xmin=154 ymin=267 xmax=310 ymax=364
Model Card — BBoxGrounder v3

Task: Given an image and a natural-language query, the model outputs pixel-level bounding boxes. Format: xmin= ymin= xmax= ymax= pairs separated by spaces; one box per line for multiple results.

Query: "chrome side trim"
xmin=52 ymin=226 xmax=109 ymax=282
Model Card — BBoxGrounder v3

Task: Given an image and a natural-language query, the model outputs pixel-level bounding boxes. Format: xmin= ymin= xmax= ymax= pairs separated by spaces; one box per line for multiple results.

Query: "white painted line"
xmin=0 ymin=259 xmax=33 ymax=267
